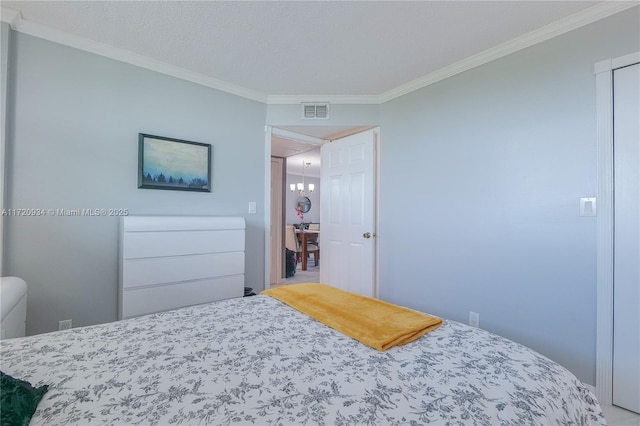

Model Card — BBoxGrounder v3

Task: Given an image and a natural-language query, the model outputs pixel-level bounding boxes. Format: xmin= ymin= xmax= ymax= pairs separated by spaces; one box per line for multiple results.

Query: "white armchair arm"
xmin=1 ymin=276 xmax=27 ymax=339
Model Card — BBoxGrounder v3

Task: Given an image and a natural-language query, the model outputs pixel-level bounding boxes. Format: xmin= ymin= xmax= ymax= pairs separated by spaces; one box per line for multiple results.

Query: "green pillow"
xmin=1 ymin=371 xmax=49 ymax=426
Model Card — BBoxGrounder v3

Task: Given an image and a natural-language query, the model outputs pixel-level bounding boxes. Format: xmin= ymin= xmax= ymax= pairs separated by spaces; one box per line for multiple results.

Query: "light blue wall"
xmin=378 ymin=8 xmax=639 ymax=384
xmin=3 ymin=32 xmax=267 ymax=334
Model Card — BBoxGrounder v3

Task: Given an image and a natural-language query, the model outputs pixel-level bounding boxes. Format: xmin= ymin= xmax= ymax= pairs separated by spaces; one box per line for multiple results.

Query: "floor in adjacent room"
xmin=271 ymin=258 xmax=319 ymax=288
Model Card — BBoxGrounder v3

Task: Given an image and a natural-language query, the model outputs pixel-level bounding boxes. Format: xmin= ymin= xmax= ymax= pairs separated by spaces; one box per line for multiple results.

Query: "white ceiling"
xmin=2 ymin=0 xmax=613 ymax=99
xmin=286 ymin=148 xmax=322 ymax=178
xmin=271 ymin=125 xmax=373 ymax=167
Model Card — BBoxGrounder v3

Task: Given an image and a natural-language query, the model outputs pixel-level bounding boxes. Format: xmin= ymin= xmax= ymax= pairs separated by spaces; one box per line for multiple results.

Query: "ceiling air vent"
xmin=302 ymin=103 xmax=329 ymax=119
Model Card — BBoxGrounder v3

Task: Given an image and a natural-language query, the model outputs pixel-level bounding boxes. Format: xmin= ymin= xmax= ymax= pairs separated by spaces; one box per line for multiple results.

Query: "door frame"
xmin=270 ymin=156 xmax=285 ymax=285
xmin=263 ymin=126 xmax=273 ymax=290
xmin=594 ymin=51 xmax=640 ymax=405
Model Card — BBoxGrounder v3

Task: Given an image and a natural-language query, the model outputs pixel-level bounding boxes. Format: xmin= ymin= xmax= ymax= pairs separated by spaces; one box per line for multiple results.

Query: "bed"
xmin=0 ymin=291 xmax=605 ymax=425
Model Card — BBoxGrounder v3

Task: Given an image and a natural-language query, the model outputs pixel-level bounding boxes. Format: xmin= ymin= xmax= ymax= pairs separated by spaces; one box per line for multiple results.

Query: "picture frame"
xmin=138 ymin=133 xmax=211 ymax=192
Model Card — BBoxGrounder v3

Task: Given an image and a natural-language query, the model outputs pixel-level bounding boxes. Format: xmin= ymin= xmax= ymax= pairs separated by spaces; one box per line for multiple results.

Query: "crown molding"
xmin=0 ymin=6 xmax=21 ymax=27
xmin=2 ymin=2 xmax=637 ymax=106
xmin=0 ymin=6 xmax=268 ymax=103
xmin=266 ymin=94 xmax=380 ymax=105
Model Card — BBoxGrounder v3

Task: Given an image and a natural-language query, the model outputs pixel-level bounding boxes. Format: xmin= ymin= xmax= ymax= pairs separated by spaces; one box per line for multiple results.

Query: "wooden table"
xmin=296 ymin=229 xmax=319 ymax=271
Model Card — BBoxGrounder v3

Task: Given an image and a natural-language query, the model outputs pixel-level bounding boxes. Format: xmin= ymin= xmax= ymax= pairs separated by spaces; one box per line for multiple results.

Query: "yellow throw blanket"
xmin=262 ymin=283 xmax=442 ymax=351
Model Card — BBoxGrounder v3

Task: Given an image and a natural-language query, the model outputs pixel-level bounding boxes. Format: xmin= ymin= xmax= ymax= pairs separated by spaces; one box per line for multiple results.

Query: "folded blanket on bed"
xmin=262 ymin=283 xmax=442 ymax=351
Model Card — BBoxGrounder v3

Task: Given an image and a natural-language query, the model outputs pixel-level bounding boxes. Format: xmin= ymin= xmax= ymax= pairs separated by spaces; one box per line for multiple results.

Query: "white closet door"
xmin=613 ymin=62 xmax=640 ymax=414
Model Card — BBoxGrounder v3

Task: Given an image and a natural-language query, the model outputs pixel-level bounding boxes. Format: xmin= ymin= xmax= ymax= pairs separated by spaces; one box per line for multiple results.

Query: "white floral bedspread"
xmin=0 ymin=294 xmax=605 ymax=425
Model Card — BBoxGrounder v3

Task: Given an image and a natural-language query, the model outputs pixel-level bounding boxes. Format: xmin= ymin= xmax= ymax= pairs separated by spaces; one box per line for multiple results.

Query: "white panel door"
xmin=613 ymin=62 xmax=640 ymax=414
xmin=320 ymin=129 xmax=376 ymax=297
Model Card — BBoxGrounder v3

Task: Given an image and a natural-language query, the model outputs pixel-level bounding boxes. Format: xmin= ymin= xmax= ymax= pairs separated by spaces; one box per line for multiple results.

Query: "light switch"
xmin=248 ymin=202 xmax=257 ymax=214
xmin=580 ymin=197 xmax=596 ymax=217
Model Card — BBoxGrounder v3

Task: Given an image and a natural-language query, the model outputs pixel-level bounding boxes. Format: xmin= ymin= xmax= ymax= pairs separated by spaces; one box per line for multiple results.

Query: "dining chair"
xmin=307 ymin=223 xmax=320 ymax=247
xmin=285 ymin=225 xmax=319 ymax=266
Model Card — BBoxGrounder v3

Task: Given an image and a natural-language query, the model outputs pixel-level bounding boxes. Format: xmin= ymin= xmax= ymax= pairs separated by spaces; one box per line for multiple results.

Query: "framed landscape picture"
xmin=138 ymin=133 xmax=211 ymax=192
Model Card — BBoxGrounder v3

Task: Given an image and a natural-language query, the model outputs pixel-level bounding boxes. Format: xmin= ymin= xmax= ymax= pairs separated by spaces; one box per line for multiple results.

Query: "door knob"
xmin=363 ymin=232 xmax=371 ymax=239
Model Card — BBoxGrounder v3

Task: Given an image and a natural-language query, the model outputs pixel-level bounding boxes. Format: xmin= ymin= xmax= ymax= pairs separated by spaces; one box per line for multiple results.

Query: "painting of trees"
xmin=138 ymin=134 xmax=211 ymax=192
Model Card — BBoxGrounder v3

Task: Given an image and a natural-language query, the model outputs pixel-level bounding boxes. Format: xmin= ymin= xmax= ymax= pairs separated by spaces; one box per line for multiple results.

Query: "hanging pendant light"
xmin=290 ymin=161 xmax=314 ymax=195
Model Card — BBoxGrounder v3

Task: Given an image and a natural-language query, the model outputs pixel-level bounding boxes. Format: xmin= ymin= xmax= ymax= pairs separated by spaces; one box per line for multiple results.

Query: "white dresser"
xmin=119 ymin=215 xmax=245 ymax=319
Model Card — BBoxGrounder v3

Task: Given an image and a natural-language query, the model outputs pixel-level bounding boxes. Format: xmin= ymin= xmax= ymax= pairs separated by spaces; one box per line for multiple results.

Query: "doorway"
xmin=281 ymin=149 xmax=322 ymax=287
xmin=266 ymin=126 xmax=376 ymax=290
xmin=269 ymin=128 xmax=325 ymax=288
